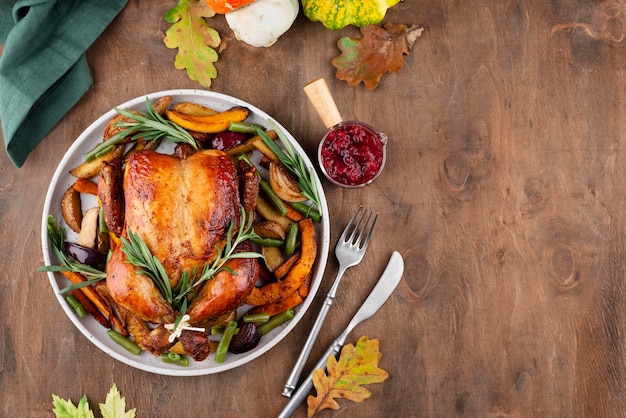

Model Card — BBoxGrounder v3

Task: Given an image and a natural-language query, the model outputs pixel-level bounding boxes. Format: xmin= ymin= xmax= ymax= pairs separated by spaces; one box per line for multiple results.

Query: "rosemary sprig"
xmin=258 ymin=120 xmax=322 ymax=214
xmin=84 ymin=97 xmax=198 ymax=162
xmin=38 ymin=215 xmax=107 ymax=291
xmin=120 ymin=207 xmax=263 ymax=327
xmin=173 ymin=206 xmax=263 ymax=307
xmin=121 ymin=230 xmax=173 ymax=303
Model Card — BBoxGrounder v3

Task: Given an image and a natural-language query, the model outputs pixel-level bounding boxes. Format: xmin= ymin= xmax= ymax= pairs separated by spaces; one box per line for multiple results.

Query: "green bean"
xmin=161 ymin=352 xmax=189 ymax=367
xmin=243 ymin=312 xmax=270 ymax=323
xmin=107 ymin=330 xmax=142 ymax=355
xmin=214 ymin=321 xmax=239 ymax=363
xmin=259 ymin=178 xmax=288 ymax=216
xmin=290 ymin=202 xmax=322 ymax=223
xmin=258 ymin=309 xmax=295 ymax=336
xmin=84 ymin=128 xmax=130 ymax=161
xmin=249 ymin=236 xmax=284 ymax=247
xmin=229 ymin=121 xmax=265 ymax=133
xmin=284 ymin=222 xmax=299 ymax=257
xmin=210 ymin=325 xmax=225 ymax=335
xmin=94 ymin=144 xmax=116 ymax=159
xmin=98 ymin=205 xmax=108 ymax=234
xmin=65 ymin=295 xmax=88 ymax=318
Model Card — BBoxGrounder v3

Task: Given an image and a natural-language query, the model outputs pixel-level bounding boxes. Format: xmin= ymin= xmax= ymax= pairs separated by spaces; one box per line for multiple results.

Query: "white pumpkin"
xmin=225 ymin=0 xmax=299 ymax=47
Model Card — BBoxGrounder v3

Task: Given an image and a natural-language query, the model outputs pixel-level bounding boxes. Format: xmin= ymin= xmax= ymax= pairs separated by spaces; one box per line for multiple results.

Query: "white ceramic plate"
xmin=41 ymin=90 xmax=330 ymax=376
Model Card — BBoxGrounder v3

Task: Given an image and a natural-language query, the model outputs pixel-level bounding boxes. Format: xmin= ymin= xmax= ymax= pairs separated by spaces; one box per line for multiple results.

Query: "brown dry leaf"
xmin=307 ymin=336 xmax=389 ymax=417
xmin=332 ymin=24 xmax=424 ymax=90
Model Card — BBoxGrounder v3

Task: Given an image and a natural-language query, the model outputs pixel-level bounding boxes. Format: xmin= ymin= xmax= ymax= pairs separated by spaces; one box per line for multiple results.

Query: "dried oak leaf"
xmin=333 ymin=24 xmax=424 ymax=90
xmin=164 ymin=0 xmax=221 ymax=88
xmin=307 ymin=336 xmax=389 ymax=417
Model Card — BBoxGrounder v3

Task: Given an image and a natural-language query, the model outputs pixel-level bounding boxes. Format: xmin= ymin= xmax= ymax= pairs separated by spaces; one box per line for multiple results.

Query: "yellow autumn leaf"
xmin=307 ymin=336 xmax=389 ymax=417
xmin=163 ymin=0 xmax=220 ymax=88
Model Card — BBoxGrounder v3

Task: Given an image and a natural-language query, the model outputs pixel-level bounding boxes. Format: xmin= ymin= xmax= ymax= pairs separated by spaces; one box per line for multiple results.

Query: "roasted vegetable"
xmin=269 ymin=162 xmax=306 ymax=202
xmin=226 ymin=129 xmax=277 ymax=156
xmin=70 ymin=144 xmax=125 ymax=179
xmin=262 ymin=245 xmax=284 ymax=272
xmin=228 ymin=321 xmax=261 ymax=353
xmin=65 ymin=242 xmax=106 ymax=267
xmin=255 ymin=195 xmax=292 ymax=231
xmin=60 ymin=184 xmax=82 ymax=233
xmin=75 ymin=207 xmax=100 ymax=249
xmin=246 ymin=218 xmax=317 ymax=305
xmin=211 ymin=131 xmax=250 ymax=151
xmin=254 ymin=220 xmax=287 ymax=240
xmin=73 ymin=178 xmax=98 ymax=195
xmin=165 ymin=106 xmax=250 ymax=133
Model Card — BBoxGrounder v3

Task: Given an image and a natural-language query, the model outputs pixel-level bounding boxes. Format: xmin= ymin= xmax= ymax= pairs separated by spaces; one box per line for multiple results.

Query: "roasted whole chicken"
xmin=106 ymin=149 xmax=259 ymax=330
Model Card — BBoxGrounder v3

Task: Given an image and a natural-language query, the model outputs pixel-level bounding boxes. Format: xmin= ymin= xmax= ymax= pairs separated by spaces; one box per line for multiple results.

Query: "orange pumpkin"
xmin=205 ymin=0 xmax=256 ymax=14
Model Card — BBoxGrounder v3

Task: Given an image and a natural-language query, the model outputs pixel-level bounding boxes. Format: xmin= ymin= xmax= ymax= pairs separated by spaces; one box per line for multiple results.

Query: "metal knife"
xmin=277 ymin=251 xmax=404 ymax=418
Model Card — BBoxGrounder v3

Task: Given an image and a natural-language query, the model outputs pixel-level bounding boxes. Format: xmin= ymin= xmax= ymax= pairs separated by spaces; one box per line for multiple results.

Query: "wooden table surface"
xmin=3 ymin=1 xmax=626 ymax=417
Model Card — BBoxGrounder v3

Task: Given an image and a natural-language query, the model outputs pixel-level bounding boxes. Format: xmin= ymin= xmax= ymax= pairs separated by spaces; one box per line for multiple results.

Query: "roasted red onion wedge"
xmin=65 ymin=242 xmax=107 ymax=266
xmin=229 ymin=321 xmax=261 ymax=354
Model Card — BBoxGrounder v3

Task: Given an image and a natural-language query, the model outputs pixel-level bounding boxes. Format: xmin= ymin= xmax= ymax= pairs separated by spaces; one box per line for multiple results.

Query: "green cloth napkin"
xmin=0 ymin=0 xmax=128 ymax=167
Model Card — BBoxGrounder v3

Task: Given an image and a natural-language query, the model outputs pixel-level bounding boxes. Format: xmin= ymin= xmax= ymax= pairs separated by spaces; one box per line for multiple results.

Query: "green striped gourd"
xmin=301 ymin=0 xmax=401 ymax=30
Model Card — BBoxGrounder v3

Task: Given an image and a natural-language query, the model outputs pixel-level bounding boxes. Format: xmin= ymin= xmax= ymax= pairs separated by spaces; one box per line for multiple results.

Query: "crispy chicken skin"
xmin=106 ymin=149 xmax=258 ymax=324
xmin=186 ymin=240 xmax=258 ymax=323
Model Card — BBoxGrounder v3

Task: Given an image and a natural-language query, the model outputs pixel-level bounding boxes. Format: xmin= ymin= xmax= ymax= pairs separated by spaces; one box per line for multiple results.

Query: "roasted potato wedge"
xmin=254 ymin=220 xmax=287 ymax=240
xmin=151 ymin=96 xmax=173 ymax=115
xmin=69 ymin=144 xmax=125 ymax=179
xmin=251 ymin=138 xmax=280 ymax=162
xmin=262 ymin=245 xmax=284 ymax=272
xmin=226 ymin=130 xmax=278 ymax=156
xmin=61 ymin=184 xmax=82 ymax=233
xmin=76 ymin=207 xmax=99 ymax=249
xmin=255 ymin=195 xmax=292 ymax=231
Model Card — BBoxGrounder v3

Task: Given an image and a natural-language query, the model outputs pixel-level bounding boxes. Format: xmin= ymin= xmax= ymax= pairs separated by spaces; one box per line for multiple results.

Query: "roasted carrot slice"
xmin=73 ymin=178 xmax=99 ymax=195
xmin=60 ymin=271 xmax=111 ymax=319
xmin=285 ymin=204 xmax=305 ymax=221
xmin=71 ymin=289 xmax=110 ymax=328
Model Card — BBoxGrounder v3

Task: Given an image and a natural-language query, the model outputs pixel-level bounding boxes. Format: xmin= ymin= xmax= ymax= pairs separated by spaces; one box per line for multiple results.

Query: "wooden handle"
xmin=303 ymin=78 xmax=343 ymax=129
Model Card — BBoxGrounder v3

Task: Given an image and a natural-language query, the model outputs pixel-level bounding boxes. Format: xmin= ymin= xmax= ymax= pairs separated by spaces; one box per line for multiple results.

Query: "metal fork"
xmin=282 ymin=206 xmax=377 ymax=397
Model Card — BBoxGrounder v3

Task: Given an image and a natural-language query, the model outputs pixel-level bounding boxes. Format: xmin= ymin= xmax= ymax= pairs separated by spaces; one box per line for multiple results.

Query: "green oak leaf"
xmin=164 ymin=0 xmax=221 ymax=88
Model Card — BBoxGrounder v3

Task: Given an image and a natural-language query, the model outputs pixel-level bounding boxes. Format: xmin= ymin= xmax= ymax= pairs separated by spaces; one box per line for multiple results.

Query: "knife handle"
xmin=277 ymin=337 xmax=344 ymax=418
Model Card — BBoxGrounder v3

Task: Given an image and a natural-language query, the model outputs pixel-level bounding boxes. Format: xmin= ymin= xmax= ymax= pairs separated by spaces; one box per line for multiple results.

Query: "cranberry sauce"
xmin=319 ymin=121 xmax=386 ymax=187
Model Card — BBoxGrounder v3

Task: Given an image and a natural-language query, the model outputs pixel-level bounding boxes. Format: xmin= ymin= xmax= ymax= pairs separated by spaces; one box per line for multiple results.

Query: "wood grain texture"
xmin=2 ymin=0 xmax=626 ymax=416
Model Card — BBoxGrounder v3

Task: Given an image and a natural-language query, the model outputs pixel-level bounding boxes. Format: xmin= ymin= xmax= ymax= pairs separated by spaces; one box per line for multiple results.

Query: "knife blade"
xmin=277 ymin=251 xmax=404 ymax=418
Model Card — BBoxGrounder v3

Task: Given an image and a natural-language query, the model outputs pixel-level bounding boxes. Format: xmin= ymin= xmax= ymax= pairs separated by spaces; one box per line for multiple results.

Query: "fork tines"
xmin=343 ymin=206 xmax=378 ymax=248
